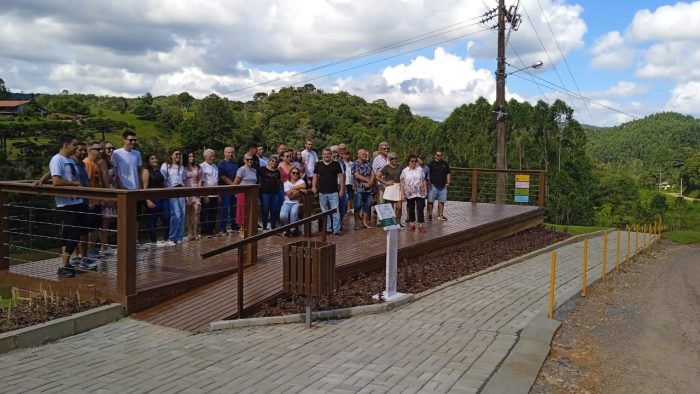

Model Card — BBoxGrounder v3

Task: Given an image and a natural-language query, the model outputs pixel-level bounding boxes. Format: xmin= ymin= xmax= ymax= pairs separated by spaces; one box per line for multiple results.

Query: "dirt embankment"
xmin=531 ymin=240 xmax=700 ymax=393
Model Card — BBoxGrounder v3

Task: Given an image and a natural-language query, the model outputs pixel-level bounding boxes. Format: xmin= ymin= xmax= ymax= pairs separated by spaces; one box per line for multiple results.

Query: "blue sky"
xmin=1 ymin=0 xmax=697 ymax=126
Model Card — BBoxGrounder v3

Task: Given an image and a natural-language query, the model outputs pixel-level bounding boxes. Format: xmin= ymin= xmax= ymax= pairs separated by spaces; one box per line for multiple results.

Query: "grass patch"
xmin=662 ymin=230 xmax=700 ymax=244
xmin=544 ymin=223 xmax=608 ymax=236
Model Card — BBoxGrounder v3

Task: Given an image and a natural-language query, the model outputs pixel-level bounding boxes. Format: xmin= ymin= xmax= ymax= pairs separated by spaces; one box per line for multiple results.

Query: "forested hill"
xmin=586 ymin=112 xmax=700 ymax=168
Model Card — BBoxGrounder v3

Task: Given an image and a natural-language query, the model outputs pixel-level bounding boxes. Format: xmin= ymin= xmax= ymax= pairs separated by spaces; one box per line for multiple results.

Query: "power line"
xmin=510 ymin=71 xmax=638 ymax=121
xmin=519 ymin=2 xmax=582 ymax=118
xmin=221 ymin=16 xmax=487 ymax=97
xmin=533 ymin=0 xmax=595 ymax=124
xmin=232 ymin=26 xmax=493 ymax=102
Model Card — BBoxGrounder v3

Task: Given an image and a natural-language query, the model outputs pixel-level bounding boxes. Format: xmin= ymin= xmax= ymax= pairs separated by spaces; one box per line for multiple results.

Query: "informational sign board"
xmin=375 ymin=203 xmax=400 ymax=229
xmin=514 ymin=174 xmax=530 ymax=203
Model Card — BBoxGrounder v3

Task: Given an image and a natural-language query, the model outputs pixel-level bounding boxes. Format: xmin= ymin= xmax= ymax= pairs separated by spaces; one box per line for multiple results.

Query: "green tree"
xmin=182 ymin=93 xmax=235 ymax=151
xmin=0 ymin=78 xmax=10 ymax=100
xmin=156 ymin=106 xmax=184 ymax=134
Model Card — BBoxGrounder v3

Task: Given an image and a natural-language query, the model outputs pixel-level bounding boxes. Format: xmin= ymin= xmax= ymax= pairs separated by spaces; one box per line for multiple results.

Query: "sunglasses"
xmin=409 ymin=159 xmax=417 ymax=163
xmin=126 ymin=138 xmax=137 ymax=142
xmin=290 ymin=171 xmax=300 ymax=175
xmin=244 ymin=158 xmax=253 ymax=161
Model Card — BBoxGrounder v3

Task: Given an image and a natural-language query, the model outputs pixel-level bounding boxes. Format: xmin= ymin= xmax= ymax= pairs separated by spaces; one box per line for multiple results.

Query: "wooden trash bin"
xmin=282 ymin=240 xmax=336 ymax=297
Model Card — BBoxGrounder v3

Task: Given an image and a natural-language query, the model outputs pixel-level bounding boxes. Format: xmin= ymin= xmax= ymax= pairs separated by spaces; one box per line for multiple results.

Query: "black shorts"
xmin=61 ymin=204 xmax=87 ymax=242
xmin=84 ymin=205 xmax=102 ymax=232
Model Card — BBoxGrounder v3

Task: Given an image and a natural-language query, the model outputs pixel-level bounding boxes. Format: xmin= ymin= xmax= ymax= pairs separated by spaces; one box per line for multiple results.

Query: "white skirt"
xmin=383 ymin=183 xmax=401 ymax=201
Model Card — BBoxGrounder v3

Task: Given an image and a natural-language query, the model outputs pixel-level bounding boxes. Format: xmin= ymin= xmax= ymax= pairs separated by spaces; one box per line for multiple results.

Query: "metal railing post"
xmin=116 ymin=192 xmax=137 ymax=296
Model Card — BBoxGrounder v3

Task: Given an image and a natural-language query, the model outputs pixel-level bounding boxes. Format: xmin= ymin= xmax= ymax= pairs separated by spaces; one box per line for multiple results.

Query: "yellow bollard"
xmin=635 ymin=224 xmax=639 ymax=259
xmin=548 ymin=250 xmax=556 ymax=319
xmin=616 ymin=229 xmax=621 ymax=273
xmin=582 ymin=238 xmax=588 ymax=297
xmin=626 ymin=225 xmax=631 ymax=270
xmin=643 ymin=223 xmax=647 ymax=249
xmin=602 ymin=231 xmax=608 ymax=281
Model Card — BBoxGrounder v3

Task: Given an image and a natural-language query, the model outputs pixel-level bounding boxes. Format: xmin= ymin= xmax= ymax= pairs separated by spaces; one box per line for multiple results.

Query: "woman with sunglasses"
xmin=258 ymin=154 xmax=282 ymax=231
xmin=141 ymin=153 xmax=169 ymax=245
xmin=233 ymin=153 xmax=258 ymax=237
xmin=400 ymin=154 xmax=427 ymax=232
xmin=184 ymin=151 xmax=202 ymax=240
xmin=160 ymin=149 xmax=186 ymax=245
xmin=380 ymin=151 xmax=404 ymax=228
xmin=280 ymin=167 xmax=307 ymax=237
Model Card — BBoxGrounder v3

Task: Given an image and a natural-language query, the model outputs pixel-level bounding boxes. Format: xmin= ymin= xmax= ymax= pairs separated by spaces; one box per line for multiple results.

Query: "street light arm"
xmin=505 ymin=60 xmax=544 ymax=75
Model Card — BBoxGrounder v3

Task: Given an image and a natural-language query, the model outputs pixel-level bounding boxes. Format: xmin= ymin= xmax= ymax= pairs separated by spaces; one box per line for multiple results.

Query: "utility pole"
xmin=495 ymin=0 xmax=507 ymax=204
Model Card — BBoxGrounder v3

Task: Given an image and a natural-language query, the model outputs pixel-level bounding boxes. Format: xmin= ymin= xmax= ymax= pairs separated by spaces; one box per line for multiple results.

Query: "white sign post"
xmin=374 ymin=203 xmax=407 ymax=301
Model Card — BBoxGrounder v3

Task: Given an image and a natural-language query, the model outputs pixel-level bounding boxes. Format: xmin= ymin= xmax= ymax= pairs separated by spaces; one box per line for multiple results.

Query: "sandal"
xmin=408 ymin=223 xmax=416 ymax=231
xmin=418 ymin=225 xmax=426 ymax=233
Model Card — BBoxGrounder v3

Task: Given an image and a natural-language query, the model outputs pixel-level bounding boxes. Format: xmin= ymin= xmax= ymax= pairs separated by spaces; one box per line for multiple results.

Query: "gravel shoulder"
xmin=531 ymin=240 xmax=700 ymax=393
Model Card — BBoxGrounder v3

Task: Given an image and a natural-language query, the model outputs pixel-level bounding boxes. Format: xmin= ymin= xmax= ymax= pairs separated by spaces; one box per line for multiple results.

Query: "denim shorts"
xmin=428 ymin=185 xmax=447 ymax=203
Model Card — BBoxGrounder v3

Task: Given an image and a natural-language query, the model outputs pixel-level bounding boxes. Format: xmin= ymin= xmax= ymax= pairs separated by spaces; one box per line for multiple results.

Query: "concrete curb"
xmin=209 ymin=294 xmax=414 ymax=331
xmin=0 ymin=303 xmax=123 ymax=354
xmin=481 ymin=316 xmax=561 ymax=394
xmin=210 ymin=231 xmax=600 ymax=331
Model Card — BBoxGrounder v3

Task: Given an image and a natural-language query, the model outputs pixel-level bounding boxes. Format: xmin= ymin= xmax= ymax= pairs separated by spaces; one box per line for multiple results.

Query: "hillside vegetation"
xmin=1 ymin=85 xmax=699 ymax=229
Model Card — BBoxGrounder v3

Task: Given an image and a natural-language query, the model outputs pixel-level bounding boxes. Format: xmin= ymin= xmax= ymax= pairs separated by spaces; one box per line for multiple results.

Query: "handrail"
xmin=201 ymin=208 xmax=337 ymax=259
xmin=202 ymin=207 xmax=337 ymax=318
xmin=450 ymin=167 xmax=546 ymax=207
xmin=0 ymin=181 xmax=258 ymax=201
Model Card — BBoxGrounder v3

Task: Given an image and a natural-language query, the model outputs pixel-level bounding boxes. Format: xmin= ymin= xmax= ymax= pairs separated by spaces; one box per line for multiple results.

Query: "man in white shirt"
xmin=48 ymin=135 xmax=84 ymax=277
xmin=199 ymin=149 xmax=219 ymax=236
xmin=111 ymin=130 xmax=142 ymax=190
xmin=372 ymin=141 xmax=390 ymax=205
xmin=300 ymin=139 xmax=318 ymax=185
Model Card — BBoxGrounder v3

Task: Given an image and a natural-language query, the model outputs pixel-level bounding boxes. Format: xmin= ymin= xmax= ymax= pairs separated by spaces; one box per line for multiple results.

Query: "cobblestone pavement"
xmin=0 ymin=231 xmax=648 ymax=393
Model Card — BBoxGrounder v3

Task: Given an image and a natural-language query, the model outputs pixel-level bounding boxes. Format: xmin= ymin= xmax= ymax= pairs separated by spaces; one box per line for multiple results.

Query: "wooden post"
xmin=237 ymin=246 xmax=244 ymax=318
xmin=303 ymin=192 xmax=312 ymax=236
xmin=548 ymin=250 xmax=556 ymax=319
xmin=538 ymin=171 xmax=546 ymax=207
xmin=634 ymin=224 xmax=639 ymax=259
xmin=643 ymin=224 xmax=647 ymax=249
xmin=471 ymin=169 xmax=478 ymax=204
xmin=321 ymin=216 xmax=327 ymax=243
xmin=243 ymin=187 xmax=258 ymax=265
xmin=626 ymin=225 xmax=631 ymax=270
xmin=0 ymin=190 xmax=9 ymax=270
xmin=116 ymin=193 xmax=137 ymax=296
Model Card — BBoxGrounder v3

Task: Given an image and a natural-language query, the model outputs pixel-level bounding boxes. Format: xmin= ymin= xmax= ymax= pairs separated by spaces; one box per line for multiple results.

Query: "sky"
xmin=1 ymin=0 xmax=698 ymax=127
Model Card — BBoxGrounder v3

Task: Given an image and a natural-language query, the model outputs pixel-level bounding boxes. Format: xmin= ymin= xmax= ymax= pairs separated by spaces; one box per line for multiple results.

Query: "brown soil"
xmin=254 ymin=225 xmax=569 ymax=317
xmin=0 ymin=290 xmax=109 ymax=333
xmin=531 ymin=240 xmax=700 ymax=393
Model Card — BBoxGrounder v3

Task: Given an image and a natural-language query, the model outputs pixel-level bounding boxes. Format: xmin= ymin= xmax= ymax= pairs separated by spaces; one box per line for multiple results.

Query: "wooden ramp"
xmin=133 ymin=202 xmax=543 ymax=332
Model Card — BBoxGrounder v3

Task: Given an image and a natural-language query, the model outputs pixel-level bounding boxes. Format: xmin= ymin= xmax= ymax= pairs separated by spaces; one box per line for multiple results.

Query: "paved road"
xmin=0 ymin=231 xmax=650 ymax=393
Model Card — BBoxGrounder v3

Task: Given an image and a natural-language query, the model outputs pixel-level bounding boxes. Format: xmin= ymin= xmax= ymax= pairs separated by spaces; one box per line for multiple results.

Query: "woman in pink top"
xmin=400 ymin=154 xmax=427 ymax=232
xmin=184 ymin=151 xmax=202 ymax=240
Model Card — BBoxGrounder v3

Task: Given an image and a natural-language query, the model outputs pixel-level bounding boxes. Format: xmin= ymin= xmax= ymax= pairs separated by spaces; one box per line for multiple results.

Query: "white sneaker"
xmin=101 ymin=246 xmax=116 ymax=255
xmin=162 ymin=240 xmax=177 ymax=247
xmin=137 ymin=243 xmax=149 ymax=251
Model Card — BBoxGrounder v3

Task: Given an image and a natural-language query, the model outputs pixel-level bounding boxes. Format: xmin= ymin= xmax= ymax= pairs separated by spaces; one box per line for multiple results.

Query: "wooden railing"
xmin=450 ymin=168 xmax=546 ymax=207
xmin=0 ymin=181 xmax=259 ymax=298
xmin=202 ymin=208 xmax=337 ymax=318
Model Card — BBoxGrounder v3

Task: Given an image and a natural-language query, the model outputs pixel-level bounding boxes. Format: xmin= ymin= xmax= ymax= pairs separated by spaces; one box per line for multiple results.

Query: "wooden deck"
xmin=1 ymin=202 xmax=543 ymax=332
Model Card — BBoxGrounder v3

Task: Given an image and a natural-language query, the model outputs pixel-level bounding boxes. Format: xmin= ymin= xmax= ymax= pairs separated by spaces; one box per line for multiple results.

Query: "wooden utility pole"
xmin=495 ymin=0 xmax=507 ymax=204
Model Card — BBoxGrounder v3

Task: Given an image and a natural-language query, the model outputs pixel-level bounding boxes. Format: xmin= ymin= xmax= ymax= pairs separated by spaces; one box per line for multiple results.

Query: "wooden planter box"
xmin=282 ymin=240 xmax=336 ymax=297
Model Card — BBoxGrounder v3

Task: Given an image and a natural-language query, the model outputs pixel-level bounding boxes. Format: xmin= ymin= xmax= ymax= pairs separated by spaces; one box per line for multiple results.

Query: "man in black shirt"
xmin=311 ymin=148 xmax=345 ymax=236
xmin=427 ymin=150 xmax=451 ymax=221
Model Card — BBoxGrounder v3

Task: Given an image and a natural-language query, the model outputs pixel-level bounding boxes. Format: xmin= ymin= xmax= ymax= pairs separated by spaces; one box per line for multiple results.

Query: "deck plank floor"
xmin=1 ymin=202 xmax=542 ymax=332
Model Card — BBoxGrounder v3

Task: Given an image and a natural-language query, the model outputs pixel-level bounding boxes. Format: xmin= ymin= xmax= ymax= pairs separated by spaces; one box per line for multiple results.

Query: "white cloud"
xmin=664 ymin=80 xmax=700 ymax=115
xmin=590 ymin=31 xmax=633 ymax=70
xmin=590 ymin=81 xmax=648 ymax=98
xmin=636 ymin=41 xmax=700 ymax=80
xmin=330 ymin=46 xmax=502 ymax=120
xmin=628 ymin=1 xmax=700 ymax=42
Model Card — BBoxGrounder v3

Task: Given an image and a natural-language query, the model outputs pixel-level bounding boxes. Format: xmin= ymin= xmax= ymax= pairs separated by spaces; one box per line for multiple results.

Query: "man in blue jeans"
xmin=427 ymin=150 xmax=451 ymax=221
xmin=311 ymin=148 xmax=345 ymax=236
xmin=218 ymin=146 xmax=240 ymax=235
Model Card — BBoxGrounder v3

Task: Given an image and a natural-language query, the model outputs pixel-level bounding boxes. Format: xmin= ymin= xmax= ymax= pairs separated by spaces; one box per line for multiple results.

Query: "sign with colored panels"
xmin=514 ymin=174 xmax=530 ymax=203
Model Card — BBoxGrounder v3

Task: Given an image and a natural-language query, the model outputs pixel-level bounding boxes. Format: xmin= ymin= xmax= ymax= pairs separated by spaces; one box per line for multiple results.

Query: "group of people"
xmin=44 ymin=132 xmax=451 ymax=278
